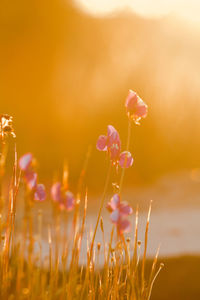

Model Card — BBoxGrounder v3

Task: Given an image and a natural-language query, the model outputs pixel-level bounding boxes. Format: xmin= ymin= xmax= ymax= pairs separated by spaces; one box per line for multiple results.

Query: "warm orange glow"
xmin=1 ymin=1 xmax=200 ymax=298
xmin=1 ymin=0 xmax=200 ymax=190
xmin=75 ymin=0 xmax=200 ymax=25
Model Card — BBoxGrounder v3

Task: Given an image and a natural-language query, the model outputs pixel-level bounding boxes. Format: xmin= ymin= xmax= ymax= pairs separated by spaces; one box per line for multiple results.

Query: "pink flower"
xmin=96 ymin=135 xmax=107 ymax=151
xmin=51 ymin=182 xmax=75 ymax=211
xmin=108 ymin=129 xmax=121 ymax=161
xmin=60 ymin=191 xmax=75 ymax=211
xmin=107 ymin=194 xmax=133 ymax=234
xmin=125 ymin=90 xmax=148 ymax=125
xmin=96 ymin=125 xmax=133 ymax=168
xmin=19 ymin=153 xmax=33 ymax=171
xmin=19 ymin=153 xmax=46 ymax=202
xmin=34 ymin=184 xmax=46 ymax=201
xmin=96 ymin=125 xmax=121 ymax=163
xmin=96 ymin=125 xmax=121 ymax=161
xmin=51 ymin=182 xmax=62 ymax=202
xmin=107 ymin=125 xmax=121 ymax=148
xmin=119 ymin=151 xmax=134 ymax=168
xmin=24 ymin=171 xmax=37 ymax=190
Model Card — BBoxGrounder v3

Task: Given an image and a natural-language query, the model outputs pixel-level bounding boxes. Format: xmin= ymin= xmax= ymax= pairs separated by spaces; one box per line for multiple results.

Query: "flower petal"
xmin=107 ymin=129 xmax=121 ymax=148
xmin=106 ymin=202 xmax=114 ymax=212
xmin=109 ymin=142 xmax=121 ymax=161
xmin=135 ymin=99 xmax=148 ymax=118
xmin=112 ymin=193 xmax=120 ymax=208
xmin=107 ymin=194 xmax=120 ymax=212
xmin=119 ymin=151 xmax=133 ymax=168
xmin=125 ymin=90 xmax=138 ymax=111
xmin=34 ymin=184 xmax=46 ymax=201
xmin=64 ymin=191 xmax=75 ymax=211
xmin=125 ymin=90 xmax=148 ymax=124
xmin=119 ymin=202 xmax=133 ymax=215
xmin=24 ymin=171 xmax=37 ymax=190
xmin=107 ymin=126 xmax=121 ymax=161
xmin=19 ymin=153 xmax=33 ymax=171
xmin=110 ymin=209 xmax=120 ymax=224
xmin=51 ymin=182 xmax=62 ymax=202
xmin=118 ymin=219 xmax=131 ymax=233
xmin=96 ymin=135 xmax=107 ymax=151
xmin=107 ymin=125 xmax=117 ymax=137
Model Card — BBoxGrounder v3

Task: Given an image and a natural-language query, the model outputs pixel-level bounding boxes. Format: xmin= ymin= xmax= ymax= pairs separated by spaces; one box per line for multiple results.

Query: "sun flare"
xmin=75 ymin=0 xmax=200 ymax=25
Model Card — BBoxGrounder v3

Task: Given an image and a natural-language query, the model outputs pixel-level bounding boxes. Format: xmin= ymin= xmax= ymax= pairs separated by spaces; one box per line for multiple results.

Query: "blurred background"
xmin=1 ymin=1 xmax=200 ymax=298
xmin=1 ymin=0 xmax=200 ymax=192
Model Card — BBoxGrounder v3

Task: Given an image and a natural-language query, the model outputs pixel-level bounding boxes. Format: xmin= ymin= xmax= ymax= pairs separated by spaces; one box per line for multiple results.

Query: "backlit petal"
xmin=96 ymin=135 xmax=107 ymax=151
xmin=19 ymin=153 xmax=33 ymax=171
xmin=135 ymin=99 xmax=148 ymax=118
xmin=110 ymin=209 xmax=120 ymax=224
xmin=118 ymin=219 xmax=131 ymax=233
xmin=65 ymin=191 xmax=75 ymax=211
xmin=24 ymin=171 xmax=37 ymax=190
xmin=119 ymin=151 xmax=133 ymax=168
xmin=119 ymin=202 xmax=133 ymax=215
xmin=51 ymin=182 xmax=62 ymax=202
xmin=125 ymin=90 xmax=138 ymax=111
xmin=34 ymin=184 xmax=46 ymax=201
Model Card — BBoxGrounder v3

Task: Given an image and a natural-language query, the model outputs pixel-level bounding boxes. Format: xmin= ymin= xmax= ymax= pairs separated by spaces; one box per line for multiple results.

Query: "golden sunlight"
xmin=75 ymin=0 xmax=200 ymax=24
xmin=2 ymin=0 xmax=200 ymax=299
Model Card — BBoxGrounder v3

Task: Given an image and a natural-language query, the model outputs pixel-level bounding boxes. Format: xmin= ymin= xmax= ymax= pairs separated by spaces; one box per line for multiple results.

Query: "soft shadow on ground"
xmin=151 ymin=256 xmax=200 ymax=300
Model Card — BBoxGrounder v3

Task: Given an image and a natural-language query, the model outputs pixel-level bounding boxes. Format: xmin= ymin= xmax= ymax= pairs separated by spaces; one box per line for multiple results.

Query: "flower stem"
xmin=89 ymin=161 xmax=112 ymax=262
xmin=119 ymin=118 xmax=132 ymax=193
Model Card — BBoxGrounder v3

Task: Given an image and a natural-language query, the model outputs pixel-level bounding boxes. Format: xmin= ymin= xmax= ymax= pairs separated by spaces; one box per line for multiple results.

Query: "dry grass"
xmin=0 ymin=113 xmax=163 ymax=299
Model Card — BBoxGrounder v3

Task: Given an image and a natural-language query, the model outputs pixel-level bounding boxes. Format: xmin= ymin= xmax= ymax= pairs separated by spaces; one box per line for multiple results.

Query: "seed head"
xmin=0 ymin=114 xmax=16 ymax=141
xmin=97 ymin=242 xmax=101 ymax=251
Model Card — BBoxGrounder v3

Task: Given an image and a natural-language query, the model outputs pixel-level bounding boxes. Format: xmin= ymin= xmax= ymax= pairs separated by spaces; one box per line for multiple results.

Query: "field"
xmin=1 ymin=0 xmax=200 ymax=299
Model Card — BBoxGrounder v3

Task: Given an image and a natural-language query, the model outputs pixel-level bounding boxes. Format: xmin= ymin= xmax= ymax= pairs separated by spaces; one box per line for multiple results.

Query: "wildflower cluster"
xmin=0 ymin=90 xmax=164 ymax=300
xmin=96 ymin=90 xmax=147 ymax=234
xmin=96 ymin=125 xmax=133 ymax=168
xmin=107 ymin=194 xmax=133 ymax=234
xmin=51 ymin=181 xmax=75 ymax=211
xmin=19 ymin=153 xmax=46 ymax=201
